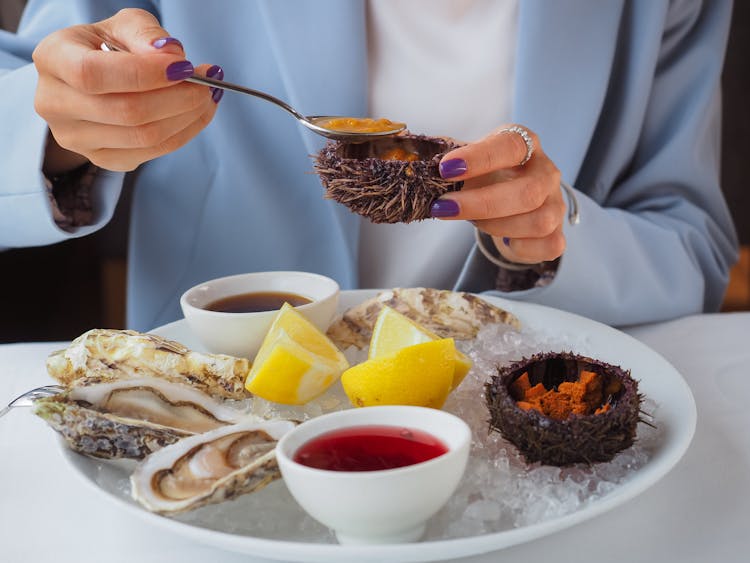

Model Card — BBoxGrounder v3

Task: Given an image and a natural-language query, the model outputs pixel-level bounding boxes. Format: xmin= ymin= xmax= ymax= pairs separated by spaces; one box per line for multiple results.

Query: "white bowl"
xmin=179 ymin=271 xmax=339 ymax=358
xmin=276 ymin=406 xmax=471 ymax=545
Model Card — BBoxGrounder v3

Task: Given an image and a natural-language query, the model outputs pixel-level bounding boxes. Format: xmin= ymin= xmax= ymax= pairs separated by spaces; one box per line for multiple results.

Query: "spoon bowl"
xmin=303 ymin=115 xmax=406 ymax=142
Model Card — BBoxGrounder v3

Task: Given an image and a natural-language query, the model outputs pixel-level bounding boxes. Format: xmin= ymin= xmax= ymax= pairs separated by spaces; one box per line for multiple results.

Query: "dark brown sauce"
xmin=204 ymin=291 xmax=312 ymax=313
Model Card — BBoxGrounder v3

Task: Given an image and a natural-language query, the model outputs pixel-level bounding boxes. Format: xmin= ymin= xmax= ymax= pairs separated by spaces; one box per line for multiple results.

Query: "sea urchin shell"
xmin=314 ymin=133 xmax=462 ymax=223
xmin=485 ymin=352 xmax=642 ymax=466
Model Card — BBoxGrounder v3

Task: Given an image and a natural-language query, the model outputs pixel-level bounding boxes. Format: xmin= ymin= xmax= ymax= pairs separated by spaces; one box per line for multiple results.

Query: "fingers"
xmin=87 ymin=64 xmax=219 ymax=149
xmin=468 ymin=183 xmax=566 ymax=264
xmin=98 ymin=8 xmax=185 ymax=55
xmin=33 ymin=9 xmax=192 ymax=94
xmin=429 ymin=123 xmax=566 ymax=264
xmin=36 ymin=34 xmax=192 ymax=94
xmin=490 ymin=227 xmax=567 ymax=265
xmin=32 ymin=10 xmax=224 ymax=173
xmin=432 ymin=157 xmax=561 ymax=221
xmin=50 ymin=102 xmax=210 ymax=152
xmin=438 ymin=125 xmax=540 ymax=181
xmin=36 ymin=74 xmax=211 ymax=126
xmin=472 ymin=195 xmax=566 ymax=239
xmin=87 ymin=103 xmax=217 ymax=171
xmin=40 ymin=64 xmax=221 ymax=172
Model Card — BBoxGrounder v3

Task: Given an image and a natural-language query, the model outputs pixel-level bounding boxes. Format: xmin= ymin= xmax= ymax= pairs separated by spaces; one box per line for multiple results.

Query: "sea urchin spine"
xmin=314 ymin=133 xmax=463 ymax=224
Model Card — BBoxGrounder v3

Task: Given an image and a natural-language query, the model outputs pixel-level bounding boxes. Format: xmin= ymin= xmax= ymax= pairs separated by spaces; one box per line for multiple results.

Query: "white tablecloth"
xmin=1 ymin=313 xmax=748 ymax=562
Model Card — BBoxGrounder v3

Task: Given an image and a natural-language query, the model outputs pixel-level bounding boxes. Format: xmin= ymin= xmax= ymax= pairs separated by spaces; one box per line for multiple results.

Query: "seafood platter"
xmin=21 ymin=285 xmax=695 ymax=561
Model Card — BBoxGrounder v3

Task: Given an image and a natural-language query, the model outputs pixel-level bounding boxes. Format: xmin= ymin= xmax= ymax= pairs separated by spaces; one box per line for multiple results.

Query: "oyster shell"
xmin=326 ymin=287 xmax=521 ymax=350
xmin=46 ymin=329 xmax=249 ymax=400
xmin=131 ymin=419 xmax=295 ymax=514
xmin=33 ymin=378 xmax=253 ymax=459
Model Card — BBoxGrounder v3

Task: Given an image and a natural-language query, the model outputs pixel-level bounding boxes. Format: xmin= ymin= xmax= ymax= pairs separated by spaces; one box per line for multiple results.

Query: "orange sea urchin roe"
xmin=319 ymin=117 xmax=404 ymax=133
xmin=378 ymin=147 xmax=419 ymax=162
xmin=510 ymin=370 xmax=614 ymax=420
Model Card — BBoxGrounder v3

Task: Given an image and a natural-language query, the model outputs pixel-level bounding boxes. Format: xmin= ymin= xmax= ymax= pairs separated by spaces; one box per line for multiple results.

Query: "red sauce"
xmin=293 ymin=425 xmax=448 ymax=472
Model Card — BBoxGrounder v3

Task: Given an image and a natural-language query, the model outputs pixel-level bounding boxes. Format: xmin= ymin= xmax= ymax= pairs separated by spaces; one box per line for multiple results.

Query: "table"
xmin=1 ymin=313 xmax=748 ymax=563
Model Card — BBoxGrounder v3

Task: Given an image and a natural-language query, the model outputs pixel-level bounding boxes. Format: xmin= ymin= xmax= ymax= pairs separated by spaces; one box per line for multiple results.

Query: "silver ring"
xmin=501 ymin=125 xmax=534 ymax=166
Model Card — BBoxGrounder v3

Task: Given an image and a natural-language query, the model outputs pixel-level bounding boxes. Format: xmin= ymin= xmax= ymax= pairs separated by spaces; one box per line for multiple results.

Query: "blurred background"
xmin=1 ymin=1 xmax=748 ymax=342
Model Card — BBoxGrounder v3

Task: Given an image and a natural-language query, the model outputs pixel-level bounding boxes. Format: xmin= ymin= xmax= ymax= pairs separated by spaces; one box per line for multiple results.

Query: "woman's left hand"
xmin=430 ymin=125 xmax=565 ymax=265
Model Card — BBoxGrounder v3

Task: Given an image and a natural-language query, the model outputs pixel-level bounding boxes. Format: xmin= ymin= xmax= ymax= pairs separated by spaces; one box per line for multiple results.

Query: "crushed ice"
xmin=101 ymin=321 xmax=661 ymax=541
xmin=425 ymin=323 xmax=659 ymax=538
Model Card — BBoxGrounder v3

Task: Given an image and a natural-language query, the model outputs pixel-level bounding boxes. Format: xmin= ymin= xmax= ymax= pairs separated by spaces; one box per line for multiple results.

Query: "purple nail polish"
xmin=439 ymin=158 xmax=467 ymax=179
xmin=503 ymin=237 xmax=511 ymax=247
xmin=430 ymin=199 xmax=460 ymax=218
xmin=207 ymin=65 xmax=224 ymax=80
xmin=166 ymin=60 xmax=194 ymax=81
xmin=152 ymin=37 xmax=183 ymax=49
xmin=207 ymin=65 xmax=224 ymax=103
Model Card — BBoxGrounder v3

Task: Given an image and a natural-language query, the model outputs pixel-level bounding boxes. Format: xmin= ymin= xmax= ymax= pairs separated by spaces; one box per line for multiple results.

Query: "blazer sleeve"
xmin=457 ymin=0 xmax=738 ymax=327
xmin=0 ymin=1 xmax=150 ymax=249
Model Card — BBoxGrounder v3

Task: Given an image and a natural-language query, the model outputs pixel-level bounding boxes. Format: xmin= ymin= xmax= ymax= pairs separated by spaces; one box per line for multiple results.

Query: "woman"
xmin=0 ymin=0 xmax=738 ymax=330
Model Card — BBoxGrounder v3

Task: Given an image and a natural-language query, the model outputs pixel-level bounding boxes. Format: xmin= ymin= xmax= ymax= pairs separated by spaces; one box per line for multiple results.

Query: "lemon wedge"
xmin=341 ymin=339 xmax=456 ymax=409
xmin=245 ymin=303 xmax=348 ymax=404
xmin=368 ymin=306 xmax=472 ymax=389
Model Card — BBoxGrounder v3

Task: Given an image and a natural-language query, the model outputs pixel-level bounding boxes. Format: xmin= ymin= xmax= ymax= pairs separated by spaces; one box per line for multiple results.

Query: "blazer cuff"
xmin=0 ymin=64 xmax=126 ymax=247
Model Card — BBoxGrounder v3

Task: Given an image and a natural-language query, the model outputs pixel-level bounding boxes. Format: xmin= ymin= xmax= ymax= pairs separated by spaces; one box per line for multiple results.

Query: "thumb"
xmin=98 ymin=7 xmax=185 ymax=56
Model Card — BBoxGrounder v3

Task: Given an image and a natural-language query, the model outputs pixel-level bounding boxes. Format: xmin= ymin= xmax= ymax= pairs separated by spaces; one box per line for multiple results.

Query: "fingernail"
xmin=207 ymin=65 xmax=224 ymax=103
xmin=166 ymin=60 xmax=194 ymax=81
xmin=439 ymin=158 xmax=467 ymax=179
xmin=152 ymin=37 xmax=183 ymax=50
xmin=430 ymin=199 xmax=460 ymax=218
xmin=503 ymin=237 xmax=511 ymax=247
xmin=207 ymin=65 xmax=224 ymax=80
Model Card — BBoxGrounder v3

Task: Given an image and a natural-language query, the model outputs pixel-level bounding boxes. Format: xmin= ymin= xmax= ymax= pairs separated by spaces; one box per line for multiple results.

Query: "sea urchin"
xmin=485 ymin=352 xmax=643 ymax=466
xmin=314 ymin=133 xmax=462 ymax=224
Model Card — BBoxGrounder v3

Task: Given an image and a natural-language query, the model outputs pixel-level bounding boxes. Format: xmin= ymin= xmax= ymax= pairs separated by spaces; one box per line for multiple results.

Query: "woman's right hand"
xmin=33 ymin=8 xmax=222 ymax=174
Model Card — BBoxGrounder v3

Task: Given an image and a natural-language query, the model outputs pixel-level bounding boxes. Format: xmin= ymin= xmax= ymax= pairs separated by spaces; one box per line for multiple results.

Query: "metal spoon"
xmin=100 ymin=41 xmax=406 ymax=142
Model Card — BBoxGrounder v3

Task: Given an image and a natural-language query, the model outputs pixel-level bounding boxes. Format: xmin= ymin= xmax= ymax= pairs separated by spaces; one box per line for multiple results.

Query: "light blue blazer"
xmin=0 ymin=0 xmax=738 ymax=331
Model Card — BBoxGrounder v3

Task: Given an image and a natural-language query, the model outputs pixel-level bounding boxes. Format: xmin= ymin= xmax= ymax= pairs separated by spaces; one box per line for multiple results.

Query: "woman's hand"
xmin=430 ymin=125 xmax=566 ymax=265
xmin=33 ymin=8 xmax=222 ymax=174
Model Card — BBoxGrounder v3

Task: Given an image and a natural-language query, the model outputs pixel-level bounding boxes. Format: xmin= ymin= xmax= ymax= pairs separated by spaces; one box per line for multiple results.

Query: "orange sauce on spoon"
xmin=318 ymin=117 xmax=405 ymax=134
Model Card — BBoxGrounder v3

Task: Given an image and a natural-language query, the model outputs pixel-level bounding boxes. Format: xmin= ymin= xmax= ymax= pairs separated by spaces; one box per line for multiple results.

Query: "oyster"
xmin=131 ymin=419 xmax=295 ymax=514
xmin=326 ymin=287 xmax=521 ymax=350
xmin=33 ymin=378 xmax=253 ymax=459
xmin=314 ymin=133 xmax=462 ymax=223
xmin=46 ymin=329 xmax=249 ymax=400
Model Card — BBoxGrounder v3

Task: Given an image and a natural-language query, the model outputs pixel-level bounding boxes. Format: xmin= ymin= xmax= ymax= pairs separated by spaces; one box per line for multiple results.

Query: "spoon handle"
xmin=185 ymin=75 xmax=305 ymax=121
xmin=99 ymin=41 xmax=306 ymax=122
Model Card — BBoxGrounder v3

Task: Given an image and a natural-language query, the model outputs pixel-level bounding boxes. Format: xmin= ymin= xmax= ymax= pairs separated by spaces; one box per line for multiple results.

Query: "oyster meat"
xmin=46 ymin=329 xmax=250 ymax=400
xmin=33 ymin=378 xmax=254 ymax=459
xmin=131 ymin=419 xmax=295 ymax=514
xmin=327 ymin=287 xmax=521 ymax=350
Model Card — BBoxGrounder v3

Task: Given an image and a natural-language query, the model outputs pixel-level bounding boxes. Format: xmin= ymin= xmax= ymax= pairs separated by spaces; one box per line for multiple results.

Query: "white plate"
xmin=60 ymin=290 xmax=696 ymax=562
